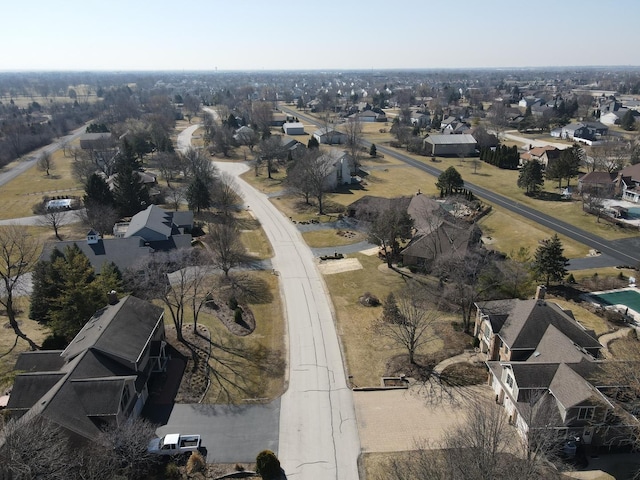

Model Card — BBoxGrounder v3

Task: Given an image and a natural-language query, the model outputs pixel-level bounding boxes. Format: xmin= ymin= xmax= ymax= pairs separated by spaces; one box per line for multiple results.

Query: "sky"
xmin=2 ymin=0 xmax=640 ymax=71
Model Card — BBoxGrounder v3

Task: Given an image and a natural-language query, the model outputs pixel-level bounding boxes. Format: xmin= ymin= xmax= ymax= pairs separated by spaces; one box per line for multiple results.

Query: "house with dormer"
xmin=39 ymin=205 xmax=193 ymax=273
xmin=476 ymin=288 xmax=639 ymax=447
xmin=4 ymin=295 xmax=167 ymax=444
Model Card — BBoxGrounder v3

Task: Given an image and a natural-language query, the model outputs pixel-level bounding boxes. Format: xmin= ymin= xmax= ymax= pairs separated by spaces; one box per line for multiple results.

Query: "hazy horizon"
xmin=3 ymin=0 xmax=640 ymax=71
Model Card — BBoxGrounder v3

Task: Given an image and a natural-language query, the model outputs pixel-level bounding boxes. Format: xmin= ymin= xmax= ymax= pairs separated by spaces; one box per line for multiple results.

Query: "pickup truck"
xmin=147 ymin=433 xmax=202 ymax=456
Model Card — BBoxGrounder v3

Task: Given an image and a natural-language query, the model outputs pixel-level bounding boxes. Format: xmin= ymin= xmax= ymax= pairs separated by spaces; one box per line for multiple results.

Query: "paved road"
xmin=0 ymin=122 xmax=92 ymax=188
xmin=280 ymin=106 xmax=640 ymax=267
xmin=215 ymin=161 xmax=360 ymax=480
xmin=501 ymin=130 xmax=570 ymax=150
xmin=156 ymin=402 xmax=280 ymax=463
xmin=0 ymin=210 xmax=82 ymax=227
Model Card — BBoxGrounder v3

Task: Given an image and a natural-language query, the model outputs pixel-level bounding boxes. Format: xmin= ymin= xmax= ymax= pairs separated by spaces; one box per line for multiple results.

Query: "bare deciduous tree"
xmin=127 ymin=248 xmax=209 ymax=345
xmin=166 ymin=185 xmax=186 ymax=212
xmin=0 ymin=225 xmax=40 ymax=351
xmin=38 ymin=208 xmax=69 ymax=240
xmin=0 ymin=416 xmax=74 ymax=479
xmin=251 ymin=101 xmax=274 ymax=135
xmin=76 ymin=202 xmax=120 ymax=237
xmin=374 ymin=287 xmax=440 ymax=364
xmin=207 ymin=223 xmax=246 ymax=277
xmin=343 ymin=116 xmax=363 ymax=174
xmin=37 ymin=151 xmax=54 ymax=176
xmin=213 ymin=172 xmax=242 ymax=218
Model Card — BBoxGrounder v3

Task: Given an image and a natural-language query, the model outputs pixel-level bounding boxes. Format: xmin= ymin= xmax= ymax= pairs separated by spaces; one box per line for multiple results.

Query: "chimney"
xmin=107 ymin=290 xmax=119 ymax=305
xmin=535 ymin=285 xmax=546 ymax=300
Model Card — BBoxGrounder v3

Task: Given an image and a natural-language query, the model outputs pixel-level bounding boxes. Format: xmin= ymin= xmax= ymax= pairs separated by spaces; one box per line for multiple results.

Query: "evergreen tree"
xmin=307 ymin=136 xmax=320 ymax=149
xmin=48 ymin=245 xmax=104 ymax=340
xmin=531 ymin=234 xmax=569 ymax=287
xmin=186 ymin=177 xmax=212 ymax=213
xmin=112 ymin=141 xmax=149 ymax=216
xmin=517 ymin=160 xmax=544 ymax=194
xmin=382 ymin=292 xmax=403 ymax=324
xmin=436 ymin=167 xmax=464 ymax=196
xmin=620 ymin=110 xmax=636 ymax=131
xmin=369 ymin=143 xmax=377 ymax=157
xmin=84 ymin=173 xmax=114 ymax=207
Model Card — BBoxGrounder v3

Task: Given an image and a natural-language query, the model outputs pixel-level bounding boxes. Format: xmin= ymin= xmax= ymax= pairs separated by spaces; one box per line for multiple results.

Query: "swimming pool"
xmin=627 ymin=207 xmax=640 ymax=220
xmin=590 ymin=288 xmax=640 ymax=318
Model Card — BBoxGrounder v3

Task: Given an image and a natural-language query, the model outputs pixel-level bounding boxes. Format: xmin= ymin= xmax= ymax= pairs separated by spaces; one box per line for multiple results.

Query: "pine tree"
xmin=436 ymin=167 xmax=464 ymax=196
xmin=369 ymin=143 xmax=377 ymax=157
xmin=112 ymin=141 xmax=149 ymax=216
xmin=84 ymin=173 xmax=114 ymax=207
xmin=517 ymin=160 xmax=544 ymax=194
xmin=532 ymin=234 xmax=569 ymax=287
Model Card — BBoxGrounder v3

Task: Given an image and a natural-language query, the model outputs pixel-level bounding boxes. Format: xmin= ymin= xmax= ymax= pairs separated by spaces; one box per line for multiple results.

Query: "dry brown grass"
xmin=546 ymin=297 xmax=613 ymax=336
xmin=301 ymin=229 xmax=366 ymax=248
xmin=478 ymin=204 xmax=590 ymax=258
xmin=0 ymin=148 xmax=83 ymax=221
xmin=322 ymin=253 xmax=469 ymax=387
xmin=0 ymin=297 xmax=51 ymax=391
xmin=160 ymin=271 xmax=285 ymax=404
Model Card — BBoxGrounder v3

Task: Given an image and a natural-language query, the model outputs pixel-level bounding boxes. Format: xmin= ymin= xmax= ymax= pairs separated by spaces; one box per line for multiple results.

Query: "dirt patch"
xmin=318 ymin=257 xmax=363 ymax=275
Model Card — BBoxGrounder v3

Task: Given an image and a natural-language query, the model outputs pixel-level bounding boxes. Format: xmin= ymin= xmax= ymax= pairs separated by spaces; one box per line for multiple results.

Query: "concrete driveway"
xmin=354 ymin=385 xmax=495 ymax=452
xmin=156 ymin=401 xmax=280 ymax=463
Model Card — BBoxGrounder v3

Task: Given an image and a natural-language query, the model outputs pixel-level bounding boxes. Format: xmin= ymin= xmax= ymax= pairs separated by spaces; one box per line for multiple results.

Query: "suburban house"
xmin=560 ymin=122 xmax=608 ymax=142
xmin=270 ymin=113 xmax=287 ymax=126
xmin=519 ymin=145 xmax=559 ymax=168
xmin=79 ymin=132 xmax=114 ymax=150
xmin=476 ymin=288 xmax=639 ymax=447
xmin=323 ymin=149 xmax=353 ymax=189
xmin=423 ymin=133 xmax=477 ymax=156
xmin=577 ymin=171 xmax=624 ymax=199
xmin=474 ymin=288 xmax=602 ymax=362
xmin=410 ymin=112 xmax=431 ymax=128
xmin=348 ymin=109 xmax=387 ymax=123
xmin=40 ymin=205 xmax=193 ymax=273
xmin=282 ymin=122 xmax=305 ymax=135
xmin=400 ymin=193 xmax=482 ymax=269
xmin=280 ymin=137 xmax=306 ymax=158
xmin=4 ymin=295 xmax=167 ymax=443
xmin=619 ymin=163 xmax=640 ymax=203
xmin=519 ymin=96 xmax=545 ymax=108
xmin=313 ymin=128 xmax=347 ymax=145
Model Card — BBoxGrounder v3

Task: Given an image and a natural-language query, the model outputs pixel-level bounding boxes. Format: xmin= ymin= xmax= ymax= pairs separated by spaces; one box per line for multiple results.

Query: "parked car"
xmin=147 ymin=433 xmax=202 ymax=456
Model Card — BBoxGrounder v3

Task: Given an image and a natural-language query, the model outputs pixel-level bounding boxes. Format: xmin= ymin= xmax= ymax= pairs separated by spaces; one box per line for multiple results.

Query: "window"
xmin=505 ymin=374 xmax=514 ymax=388
xmin=577 ymin=407 xmax=595 ymax=420
xmin=484 ymin=324 xmax=491 ymax=340
xmin=120 ymin=385 xmax=131 ymax=411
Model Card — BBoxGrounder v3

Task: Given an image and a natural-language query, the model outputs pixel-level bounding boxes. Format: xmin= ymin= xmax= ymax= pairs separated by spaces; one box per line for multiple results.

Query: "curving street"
xmin=215 ymin=161 xmax=360 ymax=480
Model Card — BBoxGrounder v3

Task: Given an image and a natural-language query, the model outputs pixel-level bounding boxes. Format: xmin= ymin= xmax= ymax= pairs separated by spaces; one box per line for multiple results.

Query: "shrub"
xmin=186 ymin=451 xmax=206 ymax=474
xmin=228 ymin=296 xmax=239 ymax=310
xmin=256 ymin=450 xmax=281 ymax=480
xmin=359 ymin=292 xmax=381 ymax=307
xmin=567 ymin=273 xmax=576 ymax=284
xmin=164 ymin=463 xmax=180 ymax=479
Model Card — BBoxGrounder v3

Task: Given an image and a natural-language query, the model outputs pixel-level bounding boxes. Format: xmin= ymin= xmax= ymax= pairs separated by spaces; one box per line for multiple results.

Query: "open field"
xmin=302 ymin=229 xmax=366 ymax=248
xmin=0 ymin=148 xmax=83 ymax=221
xmin=479 ymin=204 xmax=590 ymax=259
xmin=323 ymin=253 xmax=471 ymax=387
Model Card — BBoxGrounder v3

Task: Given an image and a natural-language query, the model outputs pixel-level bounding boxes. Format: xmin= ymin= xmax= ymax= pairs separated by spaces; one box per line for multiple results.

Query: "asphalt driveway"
xmin=156 ymin=401 xmax=280 ymax=463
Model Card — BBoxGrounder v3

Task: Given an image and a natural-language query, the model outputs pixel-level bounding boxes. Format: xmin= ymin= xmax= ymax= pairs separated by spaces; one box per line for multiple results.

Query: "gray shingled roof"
xmin=62 ymin=296 xmax=163 ymax=365
xmin=125 ymin=204 xmax=173 ymax=239
xmin=496 ymin=299 xmax=601 ymax=352
xmin=14 ymin=351 xmax=65 ymax=373
xmin=6 ymin=373 xmax=66 ymax=412
xmin=527 ymin=324 xmax=593 ymax=363
xmin=424 ymin=133 xmax=477 ymax=145
xmin=549 ymin=363 xmax=598 ymax=409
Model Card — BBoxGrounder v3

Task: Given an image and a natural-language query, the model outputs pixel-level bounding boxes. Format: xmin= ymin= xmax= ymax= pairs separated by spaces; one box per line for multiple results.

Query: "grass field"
xmin=0 ymin=148 xmax=84 ymax=220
